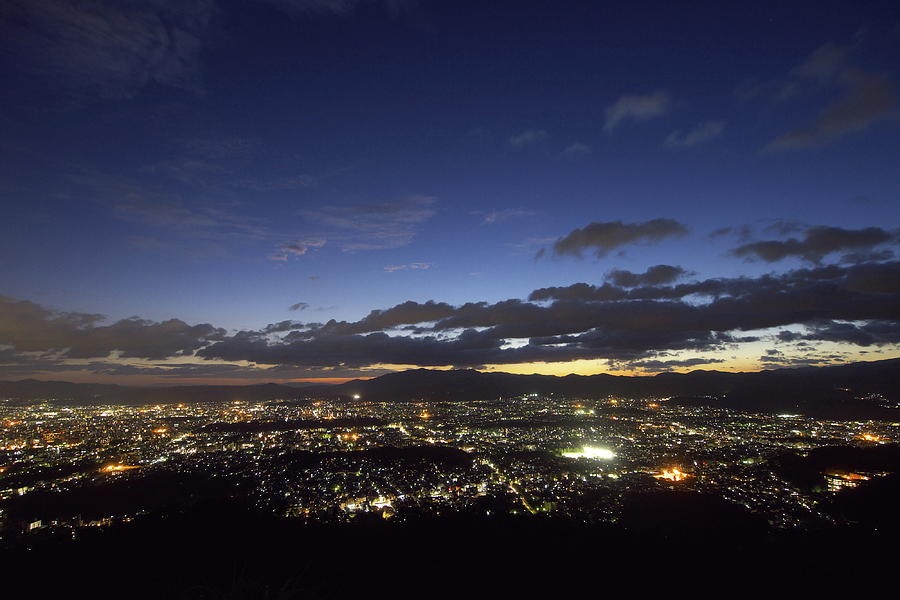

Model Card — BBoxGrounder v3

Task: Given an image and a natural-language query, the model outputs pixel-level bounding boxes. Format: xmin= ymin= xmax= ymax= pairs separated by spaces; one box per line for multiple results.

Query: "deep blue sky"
xmin=1 ymin=0 xmax=899 ymax=383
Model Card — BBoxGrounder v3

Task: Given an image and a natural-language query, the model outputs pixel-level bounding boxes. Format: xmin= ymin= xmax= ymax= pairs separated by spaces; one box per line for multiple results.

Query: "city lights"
xmin=654 ymin=467 xmax=690 ymax=482
xmin=562 ymin=446 xmax=616 ymax=460
xmin=100 ymin=464 xmax=140 ymax=473
xmin=2 ymin=392 xmax=896 ymax=537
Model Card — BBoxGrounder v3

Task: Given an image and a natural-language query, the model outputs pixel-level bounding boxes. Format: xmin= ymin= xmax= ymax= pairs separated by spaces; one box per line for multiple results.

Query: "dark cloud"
xmin=840 ymin=249 xmax=895 ymax=264
xmin=288 ymin=302 xmax=310 ymax=311
xmin=199 ymin=316 xmax=753 ymax=368
xmin=69 ymin=361 xmax=387 ymax=380
xmin=0 ymin=296 xmax=224 ymax=360
xmin=708 ymin=225 xmax=753 ymax=242
xmin=0 ymin=347 xmax=69 ymax=374
xmin=762 ymin=220 xmax=807 ymax=236
xmin=547 ymin=219 xmax=688 ymax=259
xmin=0 ymin=347 xmax=389 ymax=381
xmin=201 ymin=328 xmax=511 ymax=368
xmin=197 ymin=260 xmax=900 ymax=368
xmin=605 ymin=265 xmax=689 ymax=288
xmin=530 ymin=283 xmax=628 ymax=303
xmin=766 ymin=43 xmax=897 ymax=150
xmin=626 ymin=358 xmax=726 ymax=372
xmin=537 ymin=261 xmax=900 ymax=304
xmin=731 ymin=225 xmax=897 ymax=263
xmin=758 ymin=353 xmax=847 ymax=368
xmin=789 ymin=320 xmax=900 ymax=347
xmin=776 ymin=330 xmax=804 ymax=343
xmin=6 ymin=259 xmax=900 ymax=373
xmin=297 ymin=300 xmax=458 ymax=337
xmin=263 ymin=321 xmax=304 ymax=334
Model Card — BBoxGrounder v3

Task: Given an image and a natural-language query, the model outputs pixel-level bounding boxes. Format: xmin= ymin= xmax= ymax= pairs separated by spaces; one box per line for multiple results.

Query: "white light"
xmin=352 ymin=394 xmax=361 ymax=400
xmin=562 ymin=446 xmax=616 ymax=460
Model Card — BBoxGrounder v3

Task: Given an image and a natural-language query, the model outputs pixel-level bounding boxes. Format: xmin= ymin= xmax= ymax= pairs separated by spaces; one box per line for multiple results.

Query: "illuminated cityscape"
xmin=3 ymin=391 xmax=897 ymax=537
xmin=2 ymin=0 xmax=900 ymax=595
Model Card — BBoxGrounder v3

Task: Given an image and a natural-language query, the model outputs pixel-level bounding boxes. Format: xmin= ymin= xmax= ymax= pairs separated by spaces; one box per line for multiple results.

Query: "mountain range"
xmin=1 ymin=358 xmax=898 ymax=419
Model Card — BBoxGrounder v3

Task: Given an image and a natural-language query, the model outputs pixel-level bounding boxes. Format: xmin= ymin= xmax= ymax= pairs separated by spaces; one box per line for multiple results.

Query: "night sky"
xmin=2 ymin=0 xmax=899 ymax=384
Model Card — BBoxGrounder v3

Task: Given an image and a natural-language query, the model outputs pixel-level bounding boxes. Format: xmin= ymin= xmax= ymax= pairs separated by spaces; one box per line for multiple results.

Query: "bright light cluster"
xmin=562 ymin=446 xmax=616 ymax=460
xmin=654 ymin=467 xmax=689 ymax=482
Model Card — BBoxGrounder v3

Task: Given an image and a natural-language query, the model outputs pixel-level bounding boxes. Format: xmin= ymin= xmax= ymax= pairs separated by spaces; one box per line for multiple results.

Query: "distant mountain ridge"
xmin=1 ymin=358 xmax=898 ymax=419
xmin=302 ymin=359 xmax=900 ymax=419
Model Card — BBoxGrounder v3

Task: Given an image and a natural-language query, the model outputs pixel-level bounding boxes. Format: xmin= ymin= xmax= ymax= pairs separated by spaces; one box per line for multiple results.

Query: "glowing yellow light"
xmin=152 ymin=427 xmax=168 ymax=434
xmin=648 ymin=403 xmax=660 ymax=409
xmin=100 ymin=464 xmax=140 ymax=472
xmin=859 ymin=434 xmax=882 ymax=442
xmin=419 ymin=411 xmax=431 ymax=419
xmin=654 ymin=467 xmax=690 ymax=482
xmin=829 ymin=471 xmax=869 ymax=481
xmin=352 ymin=394 xmax=361 ymax=400
xmin=562 ymin=446 xmax=616 ymax=460
xmin=371 ymin=497 xmax=393 ymax=509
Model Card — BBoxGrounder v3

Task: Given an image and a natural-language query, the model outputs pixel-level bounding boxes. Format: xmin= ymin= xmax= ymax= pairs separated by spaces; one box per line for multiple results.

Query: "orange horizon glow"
xmin=7 ymin=349 xmax=899 ymax=386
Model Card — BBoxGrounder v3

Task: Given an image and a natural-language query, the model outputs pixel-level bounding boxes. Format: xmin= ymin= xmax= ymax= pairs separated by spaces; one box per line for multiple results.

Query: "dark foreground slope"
xmin=3 ymin=500 xmax=895 ymax=599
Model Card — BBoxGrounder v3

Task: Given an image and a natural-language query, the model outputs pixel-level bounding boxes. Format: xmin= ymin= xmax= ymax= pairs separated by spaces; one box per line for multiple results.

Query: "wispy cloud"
xmin=1 ymin=0 xmax=214 ymax=99
xmin=269 ymin=239 xmax=327 ymax=261
xmin=288 ymin=302 xmax=310 ymax=311
xmin=301 ymin=195 xmax=437 ymax=251
xmin=384 ymin=262 xmax=432 ymax=272
xmin=260 ymin=0 xmax=418 ymax=18
xmin=604 ymin=91 xmax=670 ymax=131
xmin=563 ymin=142 xmax=592 ymax=156
xmin=508 ymin=129 xmax=549 ymax=148
xmin=508 ymin=236 xmax=557 ymax=257
xmin=665 ymin=121 xmax=725 ymax=147
xmin=477 ymin=208 xmax=535 ymax=225
xmin=1 ymin=0 xmax=420 ymax=102
xmin=91 ymin=175 xmax=274 ymax=251
xmin=231 ymin=175 xmax=317 ymax=191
